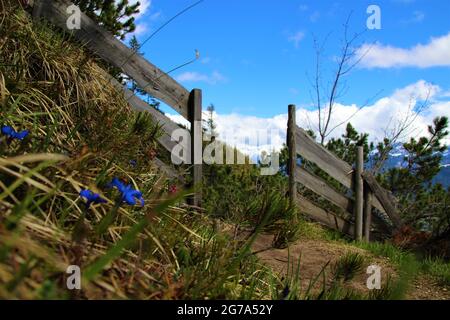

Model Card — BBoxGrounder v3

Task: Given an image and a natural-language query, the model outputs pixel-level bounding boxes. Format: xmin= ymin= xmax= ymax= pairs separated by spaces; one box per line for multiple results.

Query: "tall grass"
xmin=421 ymin=257 xmax=450 ymax=287
xmin=352 ymin=241 xmax=450 ymax=299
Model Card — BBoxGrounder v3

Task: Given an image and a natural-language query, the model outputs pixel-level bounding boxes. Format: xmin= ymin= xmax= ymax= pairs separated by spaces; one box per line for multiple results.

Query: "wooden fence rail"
xmin=362 ymin=172 xmax=403 ymax=227
xmin=296 ymin=126 xmax=389 ymax=215
xmin=32 ymin=0 xmax=202 ymax=205
xmin=287 ymin=105 xmax=401 ymax=240
xmin=296 ymin=195 xmax=355 ymax=237
xmin=32 ymin=0 xmax=189 ymax=116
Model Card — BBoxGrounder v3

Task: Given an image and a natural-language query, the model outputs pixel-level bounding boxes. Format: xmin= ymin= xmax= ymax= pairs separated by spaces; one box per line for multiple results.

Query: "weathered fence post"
xmin=188 ymin=89 xmax=202 ymax=207
xmin=287 ymin=105 xmax=297 ymax=207
xmin=363 ymin=184 xmax=373 ymax=242
xmin=362 ymin=171 xmax=403 ymax=229
xmin=354 ymin=146 xmax=364 ymax=241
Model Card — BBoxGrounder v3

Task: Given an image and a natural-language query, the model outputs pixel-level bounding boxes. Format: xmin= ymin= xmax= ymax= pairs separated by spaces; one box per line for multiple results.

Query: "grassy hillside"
xmin=0 ymin=3 xmax=283 ymax=299
xmin=0 ymin=2 xmax=448 ymax=300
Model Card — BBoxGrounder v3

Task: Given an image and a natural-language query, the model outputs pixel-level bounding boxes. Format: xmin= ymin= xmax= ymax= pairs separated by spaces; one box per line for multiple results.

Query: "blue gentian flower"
xmin=80 ymin=189 xmax=107 ymax=208
xmin=108 ymin=177 xmax=145 ymax=207
xmin=1 ymin=125 xmax=29 ymax=141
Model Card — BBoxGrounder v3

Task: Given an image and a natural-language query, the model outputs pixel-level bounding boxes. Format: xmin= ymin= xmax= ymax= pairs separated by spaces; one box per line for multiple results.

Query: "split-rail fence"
xmin=287 ymin=105 xmax=403 ymax=240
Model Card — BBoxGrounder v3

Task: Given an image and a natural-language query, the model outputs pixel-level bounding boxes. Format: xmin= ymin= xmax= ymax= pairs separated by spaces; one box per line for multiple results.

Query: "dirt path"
xmin=407 ymin=275 xmax=450 ymax=300
xmin=246 ymin=231 xmax=450 ymax=300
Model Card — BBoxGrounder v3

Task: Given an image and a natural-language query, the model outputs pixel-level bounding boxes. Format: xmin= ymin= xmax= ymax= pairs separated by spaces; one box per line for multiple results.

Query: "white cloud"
xmin=166 ymin=81 xmax=450 ymax=159
xmin=400 ymin=10 xmax=425 ymax=24
xmin=166 ymin=112 xmax=287 ymax=160
xmin=357 ymin=32 xmax=450 ymax=68
xmin=133 ymin=24 xmax=148 ymax=36
xmin=175 ymin=71 xmax=227 ymax=85
xmin=288 ymin=31 xmax=305 ymax=48
xmin=295 ymin=80 xmax=448 ymax=145
xmin=440 ymin=90 xmax=450 ymax=98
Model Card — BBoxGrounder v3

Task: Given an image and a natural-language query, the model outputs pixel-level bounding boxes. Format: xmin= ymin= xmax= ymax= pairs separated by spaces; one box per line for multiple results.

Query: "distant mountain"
xmin=434 ymin=166 xmax=450 ymax=188
xmin=434 ymin=147 xmax=450 ymax=187
xmin=376 ymin=144 xmax=450 ymax=188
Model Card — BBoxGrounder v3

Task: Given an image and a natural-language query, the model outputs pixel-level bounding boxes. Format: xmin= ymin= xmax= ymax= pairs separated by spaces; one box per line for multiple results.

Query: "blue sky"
xmin=128 ymin=0 xmax=450 ymax=156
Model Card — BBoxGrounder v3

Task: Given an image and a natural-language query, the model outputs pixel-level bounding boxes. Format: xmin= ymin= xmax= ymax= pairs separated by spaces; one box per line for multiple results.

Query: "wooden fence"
xmin=31 ymin=0 xmax=202 ymax=206
xmin=28 ymin=1 xmax=403 ymax=233
xmin=286 ymin=105 xmax=403 ymax=241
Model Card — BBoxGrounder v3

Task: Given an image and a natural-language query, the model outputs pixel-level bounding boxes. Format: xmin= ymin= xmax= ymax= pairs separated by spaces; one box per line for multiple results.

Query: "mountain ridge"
xmin=379 ymin=145 xmax=450 ymax=188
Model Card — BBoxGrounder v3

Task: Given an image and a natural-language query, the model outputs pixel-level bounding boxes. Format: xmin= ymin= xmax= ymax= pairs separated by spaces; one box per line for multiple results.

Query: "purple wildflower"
xmin=108 ymin=178 xmax=145 ymax=207
xmin=1 ymin=125 xmax=29 ymax=141
xmin=80 ymin=189 xmax=107 ymax=208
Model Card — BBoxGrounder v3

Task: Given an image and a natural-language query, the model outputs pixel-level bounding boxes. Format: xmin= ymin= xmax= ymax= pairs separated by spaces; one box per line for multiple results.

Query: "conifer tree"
xmin=206 ymin=104 xmax=217 ymax=139
xmin=380 ymin=117 xmax=448 ymax=197
xmin=73 ymin=0 xmax=140 ymax=40
xmin=128 ymin=35 xmax=146 ymax=94
xmin=326 ymin=123 xmax=374 ymax=164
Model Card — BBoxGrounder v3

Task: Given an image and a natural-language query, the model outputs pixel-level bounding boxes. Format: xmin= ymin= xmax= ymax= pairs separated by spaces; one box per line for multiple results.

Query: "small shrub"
xmin=332 ymin=252 xmax=365 ymax=283
xmin=368 ymin=275 xmax=394 ymax=300
xmin=272 ymin=206 xmax=301 ymax=249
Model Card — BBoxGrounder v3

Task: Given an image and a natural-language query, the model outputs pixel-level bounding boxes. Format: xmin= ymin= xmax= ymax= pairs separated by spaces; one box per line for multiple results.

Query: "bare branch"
xmin=308 ymin=12 xmax=373 ymax=145
xmin=371 ymin=87 xmax=433 ymax=173
xmin=325 ymin=89 xmax=384 ymax=139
